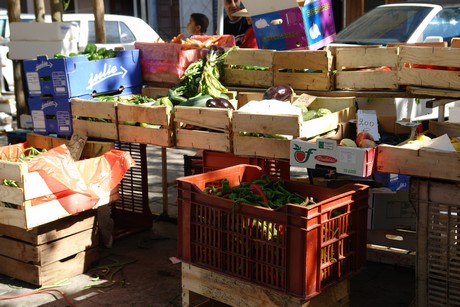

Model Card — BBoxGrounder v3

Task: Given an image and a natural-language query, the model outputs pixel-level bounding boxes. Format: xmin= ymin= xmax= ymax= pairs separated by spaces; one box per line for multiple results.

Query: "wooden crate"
xmin=223 ymin=48 xmax=274 ymax=88
xmin=410 ymin=178 xmax=460 ymax=307
xmin=26 ymin=132 xmax=115 ymax=158
xmin=232 ymin=97 xmax=356 ymax=159
xmin=428 ymin=120 xmax=460 ymax=137
xmin=398 ymin=46 xmax=460 ymax=90
xmin=71 ymin=98 xmax=118 ymax=140
xmin=377 ymin=143 xmax=460 ymax=181
xmin=141 ymin=86 xmax=170 ymax=98
xmin=182 ymin=263 xmax=350 ymax=307
xmin=0 ymin=210 xmax=99 ymax=286
xmin=0 ymin=140 xmax=119 ymax=229
xmin=273 ymin=50 xmax=333 ymax=91
xmin=117 ymin=103 xmax=173 ymax=147
xmin=335 ymin=46 xmax=399 ymax=90
xmin=174 ymin=106 xmax=233 ymax=152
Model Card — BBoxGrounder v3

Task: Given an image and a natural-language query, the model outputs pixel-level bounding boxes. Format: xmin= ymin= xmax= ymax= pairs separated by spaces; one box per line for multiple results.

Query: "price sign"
xmin=356 ymin=110 xmax=380 ymax=141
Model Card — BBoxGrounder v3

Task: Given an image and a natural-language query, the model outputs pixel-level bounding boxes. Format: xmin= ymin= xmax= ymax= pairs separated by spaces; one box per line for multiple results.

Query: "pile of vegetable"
xmin=54 ymin=43 xmax=118 ymax=60
xmin=204 ymin=175 xmax=315 ymax=209
xmin=168 ymin=45 xmax=236 ymax=108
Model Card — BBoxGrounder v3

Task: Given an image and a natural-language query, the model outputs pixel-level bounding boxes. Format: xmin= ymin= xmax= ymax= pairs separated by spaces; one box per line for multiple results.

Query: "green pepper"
xmin=84 ymin=43 xmax=97 ymax=54
xmin=221 ymin=178 xmax=232 ymax=194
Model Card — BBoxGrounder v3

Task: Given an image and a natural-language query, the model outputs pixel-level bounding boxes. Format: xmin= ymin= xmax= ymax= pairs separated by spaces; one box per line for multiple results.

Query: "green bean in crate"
xmin=177 ymin=164 xmax=369 ymax=299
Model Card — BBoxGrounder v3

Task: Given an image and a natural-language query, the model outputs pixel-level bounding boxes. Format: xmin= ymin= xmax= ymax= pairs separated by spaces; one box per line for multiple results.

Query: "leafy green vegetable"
xmin=169 ymin=46 xmax=237 ymax=104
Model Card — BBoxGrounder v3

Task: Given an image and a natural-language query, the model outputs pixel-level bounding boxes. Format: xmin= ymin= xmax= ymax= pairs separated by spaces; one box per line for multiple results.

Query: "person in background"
xmin=223 ymin=0 xmax=249 ymax=46
xmin=187 ymin=13 xmax=209 ymax=36
xmin=238 ymin=12 xmax=258 ymax=48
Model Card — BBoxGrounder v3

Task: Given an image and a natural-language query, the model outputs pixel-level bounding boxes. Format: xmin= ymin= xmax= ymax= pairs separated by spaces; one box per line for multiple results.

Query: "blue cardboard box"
xmin=27 ymin=86 xmax=142 ymax=137
xmin=373 ymin=171 xmax=410 ymax=192
xmin=28 ymin=97 xmax=75 ymax=136
xmin=23 ymin=50 xmax=142 ymax=98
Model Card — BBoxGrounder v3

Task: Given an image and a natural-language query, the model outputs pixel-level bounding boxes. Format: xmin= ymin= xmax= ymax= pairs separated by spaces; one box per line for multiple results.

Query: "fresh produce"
xmin=92 ymin=94 xmax=172 ymax=127
xmin=451 ymin=137 xmax=460 ymax=151
xmin=356 ymin=131 xmax=377 ymax=148
xmin=205 ymin=97 xmax=234 ymax=109
xmin=168 ymin=45 xmax=236 ymax=103
xmin=170 ymin=33 xmax=233 ymax=48
xmin=54 ymin=43 xmax=118 ymax=60
xmin=299 ymin=107 xmax=332 ymax=122
xmin=339 ymin=138 xmax=357 ymax=147
xmin=204 ymin=176 xmax=315 ymax=209
xmin=263 ymin=85 xmax=294 ymax=101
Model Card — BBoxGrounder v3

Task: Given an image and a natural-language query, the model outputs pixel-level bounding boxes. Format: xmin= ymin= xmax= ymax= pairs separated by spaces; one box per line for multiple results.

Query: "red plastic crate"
xmin=177 ymin=164 xmax=369 ymax=299
xmin=202 ymin=150 xmax=290 ymax=180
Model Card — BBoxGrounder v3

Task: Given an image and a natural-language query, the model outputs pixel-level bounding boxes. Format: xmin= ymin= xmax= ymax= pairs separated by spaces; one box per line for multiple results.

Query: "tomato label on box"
xmin=290 ymin=138 xmax=376 ymax=177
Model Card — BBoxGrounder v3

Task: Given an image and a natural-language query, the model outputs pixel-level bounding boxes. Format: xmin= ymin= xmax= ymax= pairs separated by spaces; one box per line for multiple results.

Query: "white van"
xmin=0 ymin=12 xmax=161 ymax=92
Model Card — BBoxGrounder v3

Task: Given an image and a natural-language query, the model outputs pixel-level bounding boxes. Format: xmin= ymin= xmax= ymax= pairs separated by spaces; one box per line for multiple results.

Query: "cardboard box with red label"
xmin=290 ymin=138 xmax=376 ymax=177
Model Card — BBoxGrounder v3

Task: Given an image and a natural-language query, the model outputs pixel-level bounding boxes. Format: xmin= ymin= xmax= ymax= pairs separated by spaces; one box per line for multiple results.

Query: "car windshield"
xmin=88 ymin=20 xmax=136 ymax=44
xmin=422 ymin=7 xmax=460 ymax=43
xmin=333 ymin=6 xmax=434 ymax=45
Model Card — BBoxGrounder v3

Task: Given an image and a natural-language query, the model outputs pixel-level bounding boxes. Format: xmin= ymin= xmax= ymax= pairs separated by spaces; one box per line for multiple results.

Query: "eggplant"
xmin=205 ymin=97 xmax=235 ymax=110
xmin=263 ymin=85 xmax=294 ymax=101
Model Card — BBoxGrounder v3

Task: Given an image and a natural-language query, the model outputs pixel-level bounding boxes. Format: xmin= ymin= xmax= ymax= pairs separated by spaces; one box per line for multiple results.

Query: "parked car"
xmin=330 ymin=3 xmax=460 ymax=122
xmin=0 ymin=12 xmax=161 ymax=92
xmin=333 ymin=3 xmax=460 ymax=46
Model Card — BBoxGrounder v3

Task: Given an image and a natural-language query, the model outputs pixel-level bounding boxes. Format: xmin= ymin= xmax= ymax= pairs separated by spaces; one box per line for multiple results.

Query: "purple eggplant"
xmin=205 ymin=97 xmax=235 ymax=110
xmin=263 ymin=85 xmax=294 ymax=101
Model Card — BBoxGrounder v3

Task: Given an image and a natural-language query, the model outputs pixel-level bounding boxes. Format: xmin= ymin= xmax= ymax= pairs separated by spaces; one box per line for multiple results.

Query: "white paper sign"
xmin=357 ymin=109 xmax=380 ymax=141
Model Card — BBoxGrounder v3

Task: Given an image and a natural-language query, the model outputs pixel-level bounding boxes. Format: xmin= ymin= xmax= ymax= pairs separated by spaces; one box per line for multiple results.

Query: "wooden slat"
xmin=0 ymin=247 xmax=99 ymax=286
xmin=117 ymin=103 xmax=170 ymax=126
xmin=182 ymin=263 xmax=350 ymax=307
xmin=0 ymin=210 xmax=96 ymax=244
xmin=336 ymin=47 xmax=398 ymax=69
xmin=175 ymin=129 xmax=231 ymax=153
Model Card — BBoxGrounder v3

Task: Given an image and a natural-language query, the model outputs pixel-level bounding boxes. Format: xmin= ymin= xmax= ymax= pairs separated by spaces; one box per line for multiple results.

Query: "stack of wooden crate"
xmin=0 ymin=134 xmax=121 ymax=286
xmin=0 ymin=210 xmax=99 ymax=286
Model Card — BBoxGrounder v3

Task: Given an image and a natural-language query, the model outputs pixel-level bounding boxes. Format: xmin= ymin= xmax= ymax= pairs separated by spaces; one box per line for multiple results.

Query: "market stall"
xmin=2 ymin=1 xmax=460 ymax=306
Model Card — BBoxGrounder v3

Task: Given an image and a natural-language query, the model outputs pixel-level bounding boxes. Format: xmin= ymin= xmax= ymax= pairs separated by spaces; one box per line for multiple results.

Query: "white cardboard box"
xmin=10 ymin=22 xmax=79 ymax=41
xmin=290 ymin=138 xmax=376 ymax=177
xmin=8 ymin=39 xmax=78 ymax=60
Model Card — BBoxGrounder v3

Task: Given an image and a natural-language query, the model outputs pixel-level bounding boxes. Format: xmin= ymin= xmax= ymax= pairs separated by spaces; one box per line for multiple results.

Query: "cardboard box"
xmin=368 ymin=189 xmax=416 ymax=230
xmin=290 ymin=138 xmax=376 ymax=177
xmin=244 ymin=0 xmax=335 ymax=50
xmin=23 ymin=49 xmax=143 ymax=98
xmin=10 ymin=21 xmax=79 ymax=41
xmin=8 ymin=39 xmax=78 ymax=60
xmin=28 ymin=97 xmax=73 ymax=136
xmin=373 ymin=172 xmax=410 ymax=192
xmin=135 ymin=42 xmax=202 ymax=85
